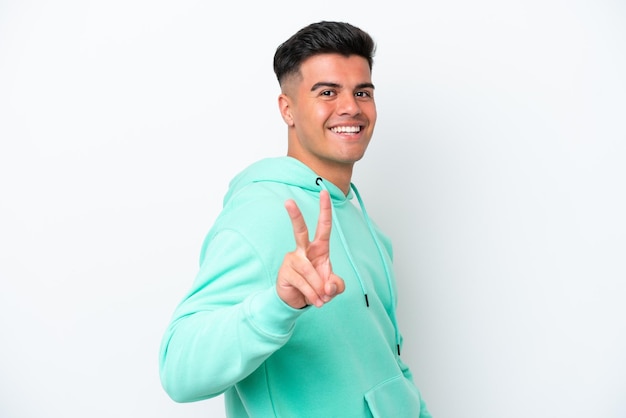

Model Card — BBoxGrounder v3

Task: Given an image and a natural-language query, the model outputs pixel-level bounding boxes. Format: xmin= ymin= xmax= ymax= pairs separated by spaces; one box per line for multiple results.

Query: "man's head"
xmin=273 ymin=21 xmax=376 ymax=88
xmin=275 ymin=22 xmax=378 ymax=193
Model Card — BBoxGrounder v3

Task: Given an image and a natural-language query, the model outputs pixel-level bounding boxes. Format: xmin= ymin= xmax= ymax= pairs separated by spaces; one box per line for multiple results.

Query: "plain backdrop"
xmin=1 ymin=1 xmax=625 ymax=417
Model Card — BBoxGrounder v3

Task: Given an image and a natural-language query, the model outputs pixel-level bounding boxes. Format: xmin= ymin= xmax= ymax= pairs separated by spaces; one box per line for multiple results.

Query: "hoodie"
xmin=159 ymin=156 xmax=432 ymax=418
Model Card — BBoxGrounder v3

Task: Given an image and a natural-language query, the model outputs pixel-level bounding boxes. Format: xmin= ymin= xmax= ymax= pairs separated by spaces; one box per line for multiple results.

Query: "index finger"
xmin=284 ymin=199 xmax=310 ymax=249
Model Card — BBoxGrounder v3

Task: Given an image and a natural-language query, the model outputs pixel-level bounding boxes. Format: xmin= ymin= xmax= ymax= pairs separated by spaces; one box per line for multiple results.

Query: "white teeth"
xmin=331 ymin=126 xmax=361 ymax=133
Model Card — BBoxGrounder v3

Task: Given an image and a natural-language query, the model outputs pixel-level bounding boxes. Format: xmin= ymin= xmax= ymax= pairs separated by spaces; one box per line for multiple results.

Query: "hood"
xmin=224 ymin=156 xmax=352 ymax=206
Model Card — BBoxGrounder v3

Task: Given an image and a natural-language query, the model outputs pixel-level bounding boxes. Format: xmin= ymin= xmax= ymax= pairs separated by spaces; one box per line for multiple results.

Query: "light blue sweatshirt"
xmin=159 ymin=156 xmax=432 ymax=417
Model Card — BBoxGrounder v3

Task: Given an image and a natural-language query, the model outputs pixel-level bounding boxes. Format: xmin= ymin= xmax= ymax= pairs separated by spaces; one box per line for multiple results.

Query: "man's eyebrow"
xmin=310 ymin=82 xmax=376 ymax=91
xmin=357 ymin=82 xmax=376 ymax=90
xmin=310 ymin=82 xmax=340 ymax=91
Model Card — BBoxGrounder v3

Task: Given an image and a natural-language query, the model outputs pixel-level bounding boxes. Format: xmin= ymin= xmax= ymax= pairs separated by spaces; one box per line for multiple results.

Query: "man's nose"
xmin=336 ymin=93 xmax=361 ymax=116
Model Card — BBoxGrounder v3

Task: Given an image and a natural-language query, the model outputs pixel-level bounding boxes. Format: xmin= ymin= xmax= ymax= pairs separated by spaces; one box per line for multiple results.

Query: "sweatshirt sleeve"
xmin=159 ymin=229 xmax=306 ymax=403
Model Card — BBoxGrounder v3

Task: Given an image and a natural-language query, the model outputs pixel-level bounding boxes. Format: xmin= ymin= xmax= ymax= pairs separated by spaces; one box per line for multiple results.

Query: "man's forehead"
xmin=281 ymin=54 xmax=372 ymax=94
xmin=300 ymin=55 xmax=371 ymax=83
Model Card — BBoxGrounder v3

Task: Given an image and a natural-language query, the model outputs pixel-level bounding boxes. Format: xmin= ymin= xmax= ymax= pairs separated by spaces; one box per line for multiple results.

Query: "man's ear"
xmin=278 ymin=94 xmax=295 ymax=127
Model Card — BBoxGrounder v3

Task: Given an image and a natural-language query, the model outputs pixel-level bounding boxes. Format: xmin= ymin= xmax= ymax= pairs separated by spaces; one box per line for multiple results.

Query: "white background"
xmin=1 ymin=1 xmax=625 ymax=417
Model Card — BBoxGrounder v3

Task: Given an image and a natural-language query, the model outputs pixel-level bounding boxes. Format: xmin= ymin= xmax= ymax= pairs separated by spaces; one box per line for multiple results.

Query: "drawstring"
xmin=316 ymin=177 xmax=402 ymax=356
xmin=316 ymin=177 xmax=370 ymax=307
xmin=350 ymin=183 xmax=402 ymax=357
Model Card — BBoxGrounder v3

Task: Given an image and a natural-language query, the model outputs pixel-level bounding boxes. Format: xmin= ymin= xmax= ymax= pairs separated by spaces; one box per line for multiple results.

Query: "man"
xmin=159 ymin=21 xmax=432 ymax=417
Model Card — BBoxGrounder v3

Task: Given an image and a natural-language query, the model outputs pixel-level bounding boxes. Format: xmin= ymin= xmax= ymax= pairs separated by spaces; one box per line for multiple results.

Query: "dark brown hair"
xmin=273 ymin=21 xmax=376 ymax=86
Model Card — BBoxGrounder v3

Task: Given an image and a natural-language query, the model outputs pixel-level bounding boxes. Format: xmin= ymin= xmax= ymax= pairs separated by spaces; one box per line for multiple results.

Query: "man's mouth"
xmin=330 ymin=125 xmax=362 ymax=134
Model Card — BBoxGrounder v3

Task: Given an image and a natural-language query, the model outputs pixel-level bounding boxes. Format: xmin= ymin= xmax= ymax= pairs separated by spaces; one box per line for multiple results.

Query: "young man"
xmin=159 ymin=21 xmax=432 ymax=417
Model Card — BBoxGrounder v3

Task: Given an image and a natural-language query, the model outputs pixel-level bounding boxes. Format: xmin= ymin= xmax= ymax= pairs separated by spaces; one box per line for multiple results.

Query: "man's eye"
xmin=321 ymin=90 xmax=335 ymax=96
xmin=356 ymin=91 xmax=372 ymax=98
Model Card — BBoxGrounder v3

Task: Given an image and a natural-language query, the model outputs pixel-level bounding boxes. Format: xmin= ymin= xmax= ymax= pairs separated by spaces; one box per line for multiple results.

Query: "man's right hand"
xmin=277 ymin=190 xmax=346 ymax=309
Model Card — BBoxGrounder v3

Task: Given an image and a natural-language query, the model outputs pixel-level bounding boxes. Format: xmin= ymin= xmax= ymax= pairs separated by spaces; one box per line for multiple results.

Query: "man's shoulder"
xmin=213 ymin=181 xmax=294 ymax=233
xmin=225 ymin=180 xmax=292 ymax=209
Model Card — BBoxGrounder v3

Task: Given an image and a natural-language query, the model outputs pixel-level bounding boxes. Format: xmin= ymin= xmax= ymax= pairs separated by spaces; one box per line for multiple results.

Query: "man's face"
xmin=280 ymin=53 xmax=377 ymax=177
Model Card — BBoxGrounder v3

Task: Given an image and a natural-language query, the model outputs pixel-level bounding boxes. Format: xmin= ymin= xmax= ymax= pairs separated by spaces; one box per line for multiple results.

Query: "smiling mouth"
xmin=330 ymin=126 xmax=362 ymax=134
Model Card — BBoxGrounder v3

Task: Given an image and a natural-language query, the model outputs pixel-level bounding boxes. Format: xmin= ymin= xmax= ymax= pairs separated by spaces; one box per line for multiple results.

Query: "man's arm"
xmin=159 ymin=190 xmax=344 ymax=402
xmin=159 ymin=229 xmax=304 ymax=402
